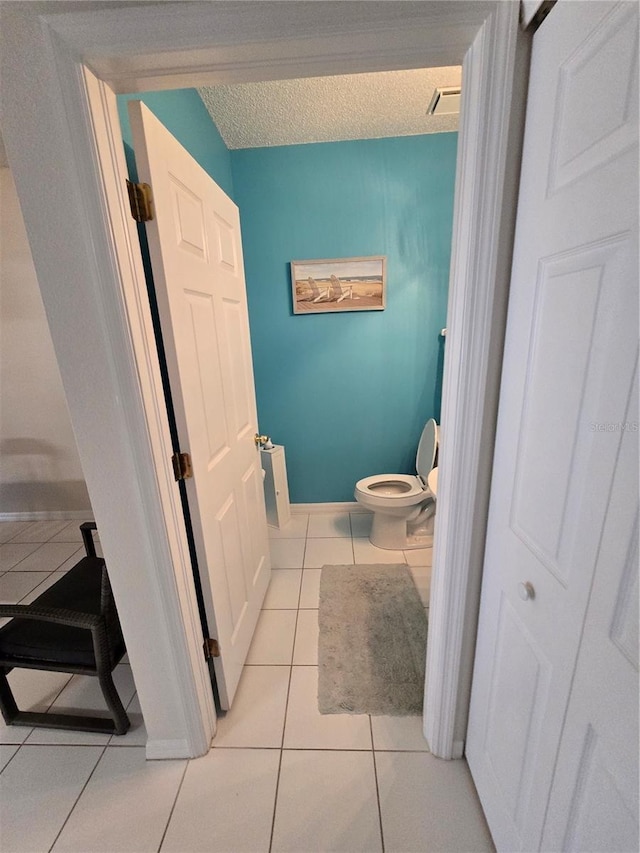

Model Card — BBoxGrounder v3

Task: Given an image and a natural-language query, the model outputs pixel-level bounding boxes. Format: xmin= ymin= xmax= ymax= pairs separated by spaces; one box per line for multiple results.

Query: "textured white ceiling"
xmin=198 ymin=66 xmax=462 ymax=149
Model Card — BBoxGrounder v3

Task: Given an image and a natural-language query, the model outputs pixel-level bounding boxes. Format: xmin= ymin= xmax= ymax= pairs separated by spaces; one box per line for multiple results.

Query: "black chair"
xmin=0 ymin=522 xmax=130 ymax=735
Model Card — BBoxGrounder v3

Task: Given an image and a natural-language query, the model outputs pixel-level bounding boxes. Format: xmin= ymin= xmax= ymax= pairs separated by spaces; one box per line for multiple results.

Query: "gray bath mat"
xmin=318 ymin=564 xmax=428 ymax=715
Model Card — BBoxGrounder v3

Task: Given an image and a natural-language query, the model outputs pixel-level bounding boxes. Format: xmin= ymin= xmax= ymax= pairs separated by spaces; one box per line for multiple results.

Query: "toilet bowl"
xmin=354 ymin=419 xmax=438 ymax=550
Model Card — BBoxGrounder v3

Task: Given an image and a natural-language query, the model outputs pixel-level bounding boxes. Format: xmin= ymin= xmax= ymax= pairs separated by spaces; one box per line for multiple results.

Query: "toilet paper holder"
xmin=254 ymin=434 xmax=274 ymax=449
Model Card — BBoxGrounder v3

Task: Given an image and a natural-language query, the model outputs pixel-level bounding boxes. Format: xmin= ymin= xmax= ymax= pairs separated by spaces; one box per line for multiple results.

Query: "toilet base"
xmin=405 ymin=531 xmax=434 ymax=550
xmin=407 ymin=511 xmax=435 ymax=539
xmin=369 ymin=504 xmax=435 ymax=550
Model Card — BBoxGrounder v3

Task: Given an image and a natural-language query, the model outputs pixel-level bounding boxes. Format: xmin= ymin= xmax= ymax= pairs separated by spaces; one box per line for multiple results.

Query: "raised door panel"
xmin=215 ymin=494 xmax=248 ymax=635
xmin=222 ymin=298 xmax=253 ymax=440
xmin=483 ymin=596 xmax=551 ymax=827
xmin=560 ymin=726 xmax=638 ymax=853
xmin=213 ymin=211 xmax=239 ymax=275
xmin=171 ymin=177 xmax=208 ymax=261
xmin=183 ymin=290 xmax=230 ymax=466
xmin=541 ymin=374 xmax=639 ymax=853
xmin=241 ymin=463 xmax=269 ymax=588
xmin=510 ymin=234 xmax=635 ymax=588
xmin=548 ymin=2 xmax=638 ymax=194
xmin=510 ymin=252 xmax=602 ymax=580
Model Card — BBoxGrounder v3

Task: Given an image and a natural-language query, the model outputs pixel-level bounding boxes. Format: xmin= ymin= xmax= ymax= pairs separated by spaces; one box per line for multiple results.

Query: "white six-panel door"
xmin=466 ymin=1 xmax=638 ymax=850
xmin=129 ymin=101 xmax=271 ymax=709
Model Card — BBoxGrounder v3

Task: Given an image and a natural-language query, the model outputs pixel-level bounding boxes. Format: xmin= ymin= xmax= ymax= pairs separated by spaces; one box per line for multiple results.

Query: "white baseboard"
xmin=291 ymin=502 xmax=366 ymax=514
xmin=145 ymin=737 xmax=195 ymax=760
xmin=0 ymin=510 xmax=93 ymax=522
xmin=422 ymin=734 xmax=465 ymax=760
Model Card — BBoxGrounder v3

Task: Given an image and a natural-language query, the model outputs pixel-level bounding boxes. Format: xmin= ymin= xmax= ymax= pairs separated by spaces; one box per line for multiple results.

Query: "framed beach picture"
xmin=291 ymin=256 xmax=386 ymax=314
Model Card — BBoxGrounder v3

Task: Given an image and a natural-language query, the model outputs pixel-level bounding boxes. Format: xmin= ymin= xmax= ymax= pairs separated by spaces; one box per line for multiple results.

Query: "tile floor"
xmin=0 ymin=513 xmax=494 ymax=852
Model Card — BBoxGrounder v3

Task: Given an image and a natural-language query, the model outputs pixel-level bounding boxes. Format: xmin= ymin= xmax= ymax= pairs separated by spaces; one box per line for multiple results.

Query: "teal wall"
xmin=117 ymin=89 xmax=234 ymax=198
xmin=231 ymin=134 xmax=457 ymax=503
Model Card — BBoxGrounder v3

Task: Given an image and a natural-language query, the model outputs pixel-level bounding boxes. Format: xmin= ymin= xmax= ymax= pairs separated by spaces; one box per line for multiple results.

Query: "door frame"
xmin=1 ymin=1 xmax=523 ymax=759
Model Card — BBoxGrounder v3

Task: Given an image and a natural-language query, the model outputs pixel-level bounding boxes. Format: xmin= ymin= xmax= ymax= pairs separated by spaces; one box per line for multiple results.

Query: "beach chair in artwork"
xmin=330 ymin=274 xmax=355 ymax=302
xmin=306 ymin=276 xmax=330 ymax=303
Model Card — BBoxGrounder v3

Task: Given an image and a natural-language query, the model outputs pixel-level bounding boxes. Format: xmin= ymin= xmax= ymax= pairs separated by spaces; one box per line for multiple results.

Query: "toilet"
xmin=354 ymin=419 xmax=439 ymax=550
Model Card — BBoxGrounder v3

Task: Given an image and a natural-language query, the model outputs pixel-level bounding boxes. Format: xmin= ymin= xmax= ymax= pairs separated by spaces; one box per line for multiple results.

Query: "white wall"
xmin=0 ymin=167 xmax=90 ymax=514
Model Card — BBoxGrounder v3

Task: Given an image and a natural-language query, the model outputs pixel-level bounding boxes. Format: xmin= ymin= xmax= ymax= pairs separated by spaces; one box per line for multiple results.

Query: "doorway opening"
xmin=118 ymin=67 xmax=462 ymax=720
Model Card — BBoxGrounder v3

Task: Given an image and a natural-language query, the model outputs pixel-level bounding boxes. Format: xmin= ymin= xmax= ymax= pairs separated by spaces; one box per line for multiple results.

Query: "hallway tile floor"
xmin=0 ymin=514 xmax=493 ymax=852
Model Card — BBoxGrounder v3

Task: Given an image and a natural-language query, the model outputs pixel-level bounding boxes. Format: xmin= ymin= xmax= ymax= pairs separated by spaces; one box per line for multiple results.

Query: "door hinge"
xmin=203 ymin=637 xmax=220 ymax=659
xmin=171 ymin=451 xmax=193 ymax=481
xmin=126 ymin=179 xmax=154 ymax=222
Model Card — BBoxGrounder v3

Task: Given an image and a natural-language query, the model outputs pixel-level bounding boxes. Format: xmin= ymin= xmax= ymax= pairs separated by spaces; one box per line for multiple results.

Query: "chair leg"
xmin=98 ymin=670 xmax=130 ymax=735
xmin=1 ymin=666 xmax=130 ymax=735
xmin=0 ymin=670 xmax=19 ymax=725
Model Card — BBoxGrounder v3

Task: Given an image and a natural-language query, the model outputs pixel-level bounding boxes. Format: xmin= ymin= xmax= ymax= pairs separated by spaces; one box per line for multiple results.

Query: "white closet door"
xmin=466 ymin=1 xmax=638 ymax=850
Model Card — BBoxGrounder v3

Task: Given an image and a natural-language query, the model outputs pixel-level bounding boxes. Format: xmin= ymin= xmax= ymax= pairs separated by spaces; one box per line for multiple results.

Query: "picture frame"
xmin=290 ymin=256 xmax=386 ymax=314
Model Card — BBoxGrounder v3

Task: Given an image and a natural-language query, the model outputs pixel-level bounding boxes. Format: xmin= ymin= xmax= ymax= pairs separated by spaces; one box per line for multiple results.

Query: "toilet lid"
xmin=416 ymin=418 xmax=438 ymax=478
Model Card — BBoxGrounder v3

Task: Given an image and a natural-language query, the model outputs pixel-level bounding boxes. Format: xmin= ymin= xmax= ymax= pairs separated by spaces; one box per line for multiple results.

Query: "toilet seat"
xmin=354 ymin=418 xmax=439 ymax=508
xmin=416 ymin=419 xmax=438 ymax=480
xmin=354 ymin=474 xmax=426 ymax=508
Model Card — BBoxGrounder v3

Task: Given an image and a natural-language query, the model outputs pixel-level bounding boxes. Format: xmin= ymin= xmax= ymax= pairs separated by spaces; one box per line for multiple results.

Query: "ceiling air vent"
xmin=427 ymin=87 xmax=461 ymax=116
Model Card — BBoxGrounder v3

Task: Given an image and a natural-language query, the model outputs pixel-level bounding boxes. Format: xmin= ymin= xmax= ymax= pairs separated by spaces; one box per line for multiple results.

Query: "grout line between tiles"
xmin=212 ymin=744 xmax=380 ymax=752
xmin=7 ymin=741 xmax=112 ymax=749
xmin=210 ymin=744 xmax=282 ymax=749
xmin=280 ymin=746 xmax=375 ymax=752
xmin=42 ymin=672 xmax=75 ymax=712
xmin=0 ymin=547 xmax=40 ymax=574
xmin=15 ymin=567 xmax=61 ymax=599
xmin=300 ymin=527 xmax=308 ymax=570
xmin=273 ymin=520 xmax=326 ymax=842
xmin=267 ymin=531 xmax=309 ymax=851
xmin=10 ymin=541 xmax=48 ymax=569
xmin=157 ymin=756 xmax=190 ymax=852
xmin=369 ymin=716 xmax=386 ymax=853
xmin=5 ymin=545 xmax=81 ymax=577
xmin=266 ymin=604 xmax=300 ymax=849
xmin=268 ymin=742 xmax=285 ymax=853
xmin=295 ymin=567 xmax=304 ymax=612
xmin=2 ymin=522 xmax=36 ymax=544
xmin=373 ymin=747 xmax=431 ymax=753
xmin=0 ymin=742 xmax=23 ymax=775
xmin=47 ymin=743 xmax=108 ymax=852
